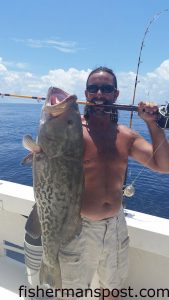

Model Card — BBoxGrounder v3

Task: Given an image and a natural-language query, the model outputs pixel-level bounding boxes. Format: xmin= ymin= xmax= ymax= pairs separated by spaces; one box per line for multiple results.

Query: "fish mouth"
xmin=43 ymin=87 xmax=77 ymax=116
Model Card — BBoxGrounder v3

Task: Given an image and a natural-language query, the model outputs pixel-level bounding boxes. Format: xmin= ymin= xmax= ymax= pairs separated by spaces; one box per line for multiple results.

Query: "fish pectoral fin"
xmin=22 ymin=134 xmax=41 ymax=153
xmin=39 ymin=259 xmax=62 ymax=289
xmin=21 ymin=152 xmax=33 ymax=165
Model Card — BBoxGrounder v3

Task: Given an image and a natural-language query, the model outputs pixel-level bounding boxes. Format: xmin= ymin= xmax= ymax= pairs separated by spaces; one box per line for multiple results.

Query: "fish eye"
xmin=67 ymin=119 xmax=73 ymax=125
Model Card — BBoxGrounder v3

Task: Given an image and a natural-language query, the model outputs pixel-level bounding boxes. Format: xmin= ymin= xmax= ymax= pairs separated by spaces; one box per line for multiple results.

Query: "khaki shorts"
xmin=24 ymin=207 xmax=129 ymax=299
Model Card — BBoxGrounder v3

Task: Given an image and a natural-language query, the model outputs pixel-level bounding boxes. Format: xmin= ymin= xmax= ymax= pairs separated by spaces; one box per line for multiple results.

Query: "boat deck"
xmin=0 ymin=256 xmax=27 ymax=299
xmin=0 ymin=255 xmax=100 ymax=299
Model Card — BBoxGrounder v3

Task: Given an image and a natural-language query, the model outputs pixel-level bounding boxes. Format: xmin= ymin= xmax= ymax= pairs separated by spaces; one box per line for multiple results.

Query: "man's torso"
xmin=81 ymin=118 xmax=135 ymax=220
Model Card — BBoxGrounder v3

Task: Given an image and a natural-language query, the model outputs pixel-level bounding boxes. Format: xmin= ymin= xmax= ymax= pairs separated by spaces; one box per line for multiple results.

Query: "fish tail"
xmin=39 ymin=259 xmax=62 ymax=289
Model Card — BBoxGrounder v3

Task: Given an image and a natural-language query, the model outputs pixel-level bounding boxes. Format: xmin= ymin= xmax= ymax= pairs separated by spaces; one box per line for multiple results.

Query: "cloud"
xmin=117 ymin=59 xmax=169 ymax=104
xmin=4 ymin=61 xmax=29 ymax=70
xmin=0 ymin=58 xmax=169 ymax=104
xmin=0 ymin=57 xmax=7 ymax=72
xmin=0 ymin=61 xmax=89 ymax=100
xmin=0 ymin=57 xmax=29 ymax=70
xmin=13 ymin=38 xmax=79 ymax=53
xmin=0 ymin=63 xmax=7 ymax=72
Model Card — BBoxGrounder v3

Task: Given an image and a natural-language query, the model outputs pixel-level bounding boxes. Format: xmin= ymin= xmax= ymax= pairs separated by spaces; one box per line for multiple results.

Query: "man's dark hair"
xmin=86 ymin=66 xmax=117 ymax=89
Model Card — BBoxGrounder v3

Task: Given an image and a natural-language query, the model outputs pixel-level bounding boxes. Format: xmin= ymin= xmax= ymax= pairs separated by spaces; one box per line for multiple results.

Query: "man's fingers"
xmin=138 ymin=101 xmax=158 ymax=113
xmin=137 ymin=101 xmax=159 ymax=123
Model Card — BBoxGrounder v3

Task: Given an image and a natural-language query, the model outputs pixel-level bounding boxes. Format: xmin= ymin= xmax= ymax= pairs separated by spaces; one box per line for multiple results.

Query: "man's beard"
xmin=87 ymin=97 xmax=113 ymax=115
xmin=84 ymin=97 xmax=118 ymax=122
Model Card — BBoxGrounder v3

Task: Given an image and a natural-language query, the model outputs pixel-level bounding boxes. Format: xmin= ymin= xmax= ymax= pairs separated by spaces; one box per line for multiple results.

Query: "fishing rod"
xmin=0 ymin=92 xmax=46 ymax=101
xmin=122 ymin=9 xmax=168 ymax=198
xmin=1 ymin=91 xmax=169 ymax=128
xmin=129 ymin=9 xmax=168 ymax=128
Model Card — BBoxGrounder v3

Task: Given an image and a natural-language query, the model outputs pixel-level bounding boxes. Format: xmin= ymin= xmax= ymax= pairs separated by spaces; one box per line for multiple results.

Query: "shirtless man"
xmin=58 ymin=67 xmax=169 ymax=300
xmin=82 ymin=67 xmax=169 ymax=218
xmin=24 ymin=67 xmax=169 ymax=300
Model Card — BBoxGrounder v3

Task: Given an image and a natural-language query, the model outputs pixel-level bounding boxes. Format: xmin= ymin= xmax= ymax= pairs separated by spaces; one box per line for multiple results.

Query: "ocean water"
xmin=0 ymin=102 xmax=169 ymax=219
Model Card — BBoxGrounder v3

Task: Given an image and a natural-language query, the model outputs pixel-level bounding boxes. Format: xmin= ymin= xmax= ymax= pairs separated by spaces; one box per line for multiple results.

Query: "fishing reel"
xmin=92 ymin=101 xmax=169 ymax=130
xmin=157 ymin=102 xmax=169 ymax=129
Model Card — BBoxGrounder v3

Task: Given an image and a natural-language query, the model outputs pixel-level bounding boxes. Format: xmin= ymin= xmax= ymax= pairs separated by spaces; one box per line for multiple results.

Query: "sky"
xmin=0 ymin=0 xmax=169 ymax=104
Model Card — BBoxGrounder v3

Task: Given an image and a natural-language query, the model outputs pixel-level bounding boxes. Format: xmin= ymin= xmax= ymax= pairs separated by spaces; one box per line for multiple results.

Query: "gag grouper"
xmin=23 ymin=87 xmax=84 ymax=288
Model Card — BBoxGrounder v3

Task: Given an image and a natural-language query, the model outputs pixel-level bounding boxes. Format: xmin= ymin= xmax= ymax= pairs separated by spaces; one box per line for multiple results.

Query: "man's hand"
xmin=138 ymin=101 xmax=158 ymax=124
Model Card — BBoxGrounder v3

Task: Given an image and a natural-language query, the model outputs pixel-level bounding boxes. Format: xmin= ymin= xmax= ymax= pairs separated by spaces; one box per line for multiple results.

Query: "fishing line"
xmin=123 ymin=9 xmax=168 ymax=198
xmin=129 ymin=139 xmax=165 ymax=185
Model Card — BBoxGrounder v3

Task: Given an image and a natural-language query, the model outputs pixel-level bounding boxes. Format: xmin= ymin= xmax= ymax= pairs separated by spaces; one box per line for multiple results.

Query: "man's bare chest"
xmin=83 ymin=125 xmax=129 ymax=163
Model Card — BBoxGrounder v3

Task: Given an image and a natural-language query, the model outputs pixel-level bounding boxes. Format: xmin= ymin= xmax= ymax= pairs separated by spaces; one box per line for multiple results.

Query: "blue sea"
xmin=0 ymin=102 xmax=169 ymax=219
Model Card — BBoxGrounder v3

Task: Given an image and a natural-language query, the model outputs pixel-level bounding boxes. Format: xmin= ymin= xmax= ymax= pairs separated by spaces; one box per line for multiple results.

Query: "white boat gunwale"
xmin=0 ymin=180 xmax=169 ymax=299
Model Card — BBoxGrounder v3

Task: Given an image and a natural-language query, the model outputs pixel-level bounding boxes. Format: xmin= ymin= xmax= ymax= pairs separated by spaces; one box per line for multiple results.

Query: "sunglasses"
xmin=86 ymin=84 xmax=116 ymax=94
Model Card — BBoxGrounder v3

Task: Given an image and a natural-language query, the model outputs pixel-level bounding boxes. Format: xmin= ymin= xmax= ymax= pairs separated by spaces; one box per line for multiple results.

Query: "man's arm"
xmin=129 ymin=101 xmax=169 ymax=173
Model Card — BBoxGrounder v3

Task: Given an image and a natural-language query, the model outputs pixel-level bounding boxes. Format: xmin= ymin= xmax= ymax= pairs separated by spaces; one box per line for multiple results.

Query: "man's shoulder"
xmin=117 ymin=124 xmax=132 ymax=133
xmin=117 ymin=124 xmax=140 ymax=138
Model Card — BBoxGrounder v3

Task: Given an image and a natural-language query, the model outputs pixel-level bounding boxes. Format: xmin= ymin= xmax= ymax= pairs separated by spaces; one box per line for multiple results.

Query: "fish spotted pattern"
xmin=23 ymin=87 xmax=84 ymax=289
